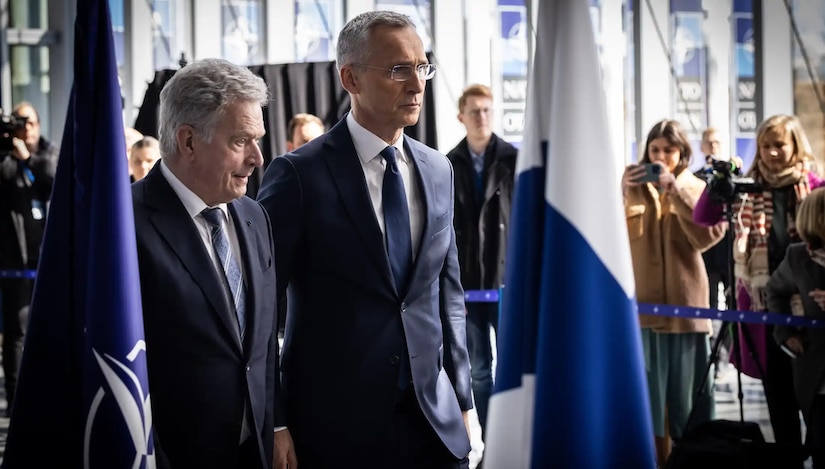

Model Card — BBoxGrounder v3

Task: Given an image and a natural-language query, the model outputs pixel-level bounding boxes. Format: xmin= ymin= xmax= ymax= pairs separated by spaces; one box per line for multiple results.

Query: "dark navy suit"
xmin=133 ymin=165 xmax=283 ymax=468
xmin=258 ymin=119 xmax=472 ymax=467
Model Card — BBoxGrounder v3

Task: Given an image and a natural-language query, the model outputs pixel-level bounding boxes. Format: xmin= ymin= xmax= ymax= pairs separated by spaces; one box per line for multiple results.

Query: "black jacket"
xmin=446 ymin=133 xmax=517 ymax=290
xmin=0 ymin=137 xmax=59 ymax=269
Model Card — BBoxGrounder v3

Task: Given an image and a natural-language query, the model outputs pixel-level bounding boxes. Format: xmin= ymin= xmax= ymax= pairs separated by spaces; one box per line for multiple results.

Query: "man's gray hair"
xmin=336 ymin=11 xmax=416 ymax=70
xmin=158 ymin=58 xmax=269 ymax=158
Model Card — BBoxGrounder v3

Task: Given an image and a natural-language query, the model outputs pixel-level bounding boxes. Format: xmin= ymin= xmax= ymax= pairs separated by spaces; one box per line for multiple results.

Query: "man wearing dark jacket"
xmin=446 ymin=84 xmax=516 ymax=446
xmin=0 ymin=102 xmax=59 ymax=412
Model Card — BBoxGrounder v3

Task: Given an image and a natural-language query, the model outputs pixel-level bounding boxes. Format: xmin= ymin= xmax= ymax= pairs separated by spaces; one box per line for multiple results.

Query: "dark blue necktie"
xmin=381 ymin=146 xmax=412 ymax=293
xmin=380 ymin=146 xmax=413 ymax=389
xmin=201 ymin=207 xmax=247 ymax=339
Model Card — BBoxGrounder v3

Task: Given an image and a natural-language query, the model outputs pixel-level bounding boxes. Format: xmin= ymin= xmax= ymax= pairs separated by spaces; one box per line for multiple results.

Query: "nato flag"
xmin=3 ymin=0 xmax=154 ymax=467
xmin=484 ymin=1 xmax=656 ymax=467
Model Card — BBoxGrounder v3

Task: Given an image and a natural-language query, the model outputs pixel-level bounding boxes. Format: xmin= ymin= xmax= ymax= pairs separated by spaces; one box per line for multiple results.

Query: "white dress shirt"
xmin=346 ymin=112 xmax=423 ymax=259
xmin=159 ymin=160 xmax=245 ymax=278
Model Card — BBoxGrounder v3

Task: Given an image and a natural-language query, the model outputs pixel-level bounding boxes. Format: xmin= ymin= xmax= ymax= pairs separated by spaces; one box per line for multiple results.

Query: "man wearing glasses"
xmin=446 ymin=84 xmax=517 ymax=456
xmin=258 ymin=10 xmax=472 ymax=469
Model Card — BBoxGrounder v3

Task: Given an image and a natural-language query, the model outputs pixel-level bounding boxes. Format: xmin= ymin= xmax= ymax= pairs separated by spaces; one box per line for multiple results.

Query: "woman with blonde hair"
xmin=622 ymin=119 xmax=725 ymax=465
xmin=694 ymin=114 xmax=824 ymax=464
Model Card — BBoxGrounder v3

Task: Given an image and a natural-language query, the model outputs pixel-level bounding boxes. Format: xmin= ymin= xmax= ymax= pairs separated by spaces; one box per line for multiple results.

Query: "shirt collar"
xmin=346 ymin=112 xmax=408 ymax=164
xmin=159 ymin=159 xmax=229 ymax=220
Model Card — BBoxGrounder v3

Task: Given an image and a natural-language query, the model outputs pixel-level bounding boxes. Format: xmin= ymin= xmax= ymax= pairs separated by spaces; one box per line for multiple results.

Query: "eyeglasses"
xmin=355 ymin=63 xmax=437 ymax=82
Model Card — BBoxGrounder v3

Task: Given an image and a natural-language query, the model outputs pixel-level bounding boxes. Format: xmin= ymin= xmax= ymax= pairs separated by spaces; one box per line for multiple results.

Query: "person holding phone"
xmin=621 ymin=119 xmax=725 ymax=466
xmin=766 ymin=188 xmax=825 ymax=468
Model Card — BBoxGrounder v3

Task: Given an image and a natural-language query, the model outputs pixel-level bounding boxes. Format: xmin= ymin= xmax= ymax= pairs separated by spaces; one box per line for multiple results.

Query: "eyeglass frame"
xmin=353 ymin=63 xmax=437 ymax=82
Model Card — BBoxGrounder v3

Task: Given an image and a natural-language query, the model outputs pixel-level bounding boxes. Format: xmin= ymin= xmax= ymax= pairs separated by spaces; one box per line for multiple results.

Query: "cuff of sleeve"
xmin=274 ymin=426 xmax=287 ymax=433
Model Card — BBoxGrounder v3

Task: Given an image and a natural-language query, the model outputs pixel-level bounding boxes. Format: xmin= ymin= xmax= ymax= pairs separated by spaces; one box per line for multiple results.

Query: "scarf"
xmin=733 ymin=165 xmax=810 ymax=311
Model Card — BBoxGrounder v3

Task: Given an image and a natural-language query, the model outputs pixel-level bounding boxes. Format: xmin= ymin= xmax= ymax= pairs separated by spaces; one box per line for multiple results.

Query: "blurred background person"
xmin=285 ymin=112 xmax=324 ymax=152
xmin=445 ymin=83 xmax=516 ymax=451
xmin=129 ymin=136 xmax=160 ymax=182
xmin=622 ymin=119 xmax=724 ymax=466
xmin=124 ymin=126 xmax=144 ymax=180
xmin=767 ymin=187 xmax=825 ymax=468
xmin=0 ymin=101 xmax=59 ymax=413
xmin=693 ymin=128 xmax=735 ymax=380
xmin=694 ymin=114 xmax=823 ymax=467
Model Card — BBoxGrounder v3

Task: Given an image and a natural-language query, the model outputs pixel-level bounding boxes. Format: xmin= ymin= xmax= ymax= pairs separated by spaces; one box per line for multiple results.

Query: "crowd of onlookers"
xmin=624 ymin=115 xmax=825 ymax=467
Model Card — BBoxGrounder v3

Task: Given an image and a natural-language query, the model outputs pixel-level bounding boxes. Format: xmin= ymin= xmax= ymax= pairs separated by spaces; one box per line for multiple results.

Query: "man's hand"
xmin=11 ymin=137 xmax=30 ymax=162
xmin=809 ymin=289 xmax=825 ymax=311
xmin=273 ymin=429 xmax=297 ymax=469
xmin=462 ymin=411 xmax=471 ymax=439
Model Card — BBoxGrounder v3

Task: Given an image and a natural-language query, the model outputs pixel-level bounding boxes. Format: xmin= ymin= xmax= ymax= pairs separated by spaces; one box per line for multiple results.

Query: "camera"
xmin=706 ymin=159 xmax=762 ymax=203
xmin=0 ymin=111 xmax=27 ymax=155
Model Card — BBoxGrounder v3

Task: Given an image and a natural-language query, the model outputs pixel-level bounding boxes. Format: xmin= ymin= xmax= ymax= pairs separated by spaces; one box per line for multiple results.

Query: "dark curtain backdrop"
xmin=133 ymin=55 xmax=438 ymax=198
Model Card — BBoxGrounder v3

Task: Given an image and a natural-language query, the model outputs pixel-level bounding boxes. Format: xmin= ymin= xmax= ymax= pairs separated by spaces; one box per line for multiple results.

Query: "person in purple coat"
xmin=693 ymin=114 xmax=823 ymax=465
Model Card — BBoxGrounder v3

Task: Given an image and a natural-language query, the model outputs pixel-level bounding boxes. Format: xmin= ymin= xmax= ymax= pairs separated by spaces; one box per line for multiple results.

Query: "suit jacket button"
xmin=245 ymin=365 xmax=251 ymax=372
xmin=400 ymin=302 xmax=407 ymax=313
xmin=390 ymin=355 xmax=400 ymax=365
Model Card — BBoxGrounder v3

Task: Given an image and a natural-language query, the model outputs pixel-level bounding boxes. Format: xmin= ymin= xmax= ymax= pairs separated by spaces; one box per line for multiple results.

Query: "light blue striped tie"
xmin=202 ymin=208 xmax=246 ymax=338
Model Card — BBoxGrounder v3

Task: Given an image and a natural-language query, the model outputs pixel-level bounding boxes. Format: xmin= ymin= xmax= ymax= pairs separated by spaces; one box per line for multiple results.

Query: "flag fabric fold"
xmin=4 ymin=0 xmax=154 ymax=467
xmin=484 ymin=1 xmax=656 ymax=467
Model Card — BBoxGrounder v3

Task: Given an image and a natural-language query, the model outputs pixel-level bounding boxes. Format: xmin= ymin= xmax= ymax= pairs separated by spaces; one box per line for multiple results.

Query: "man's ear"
xmin=176 ymin=125 xmax=196 ymax=161
xmin=340 ymin=65 xmax=359 ymax=95
xmin=457 ymin=112 xmax=465 ymax=125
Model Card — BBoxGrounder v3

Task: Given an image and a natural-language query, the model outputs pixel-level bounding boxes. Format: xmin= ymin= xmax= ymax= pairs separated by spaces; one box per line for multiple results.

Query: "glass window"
xmin=109 ymin=0 xmax=125 ymax=69
xmin=624 ymin=0 xmax=637 ymax=162
xmin=9 ymin=0 xmax=48 ymax=29
xmin=222 ymin=0 xmax=266 ymax=66
xmin=153 ymin=0 xmax=178 ymax=70
xmin=791 ymin=0 xmax=825 ymax=169
xmin=294 ymin=0 xmax=344 ymax=62
xmin=375 ymin=0 xmax=433 ymax=52
xmin=10 ymin=45 xmax=51 ymax=138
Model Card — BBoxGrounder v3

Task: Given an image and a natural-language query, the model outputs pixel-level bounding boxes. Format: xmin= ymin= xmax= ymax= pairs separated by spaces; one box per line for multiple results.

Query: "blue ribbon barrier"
xmin=637 ymin=302 xmax=825 ymax=328
xmin=0 ymin=269 xmax=36 ymax=279
xmin=464 ymin=289 xmax=499 ymax=303
xmin=463 ymin=289 xmax=825 ymax=329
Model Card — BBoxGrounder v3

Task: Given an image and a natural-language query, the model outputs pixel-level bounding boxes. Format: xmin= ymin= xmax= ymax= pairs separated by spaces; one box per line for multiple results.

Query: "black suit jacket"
xmin=133 ymin=165 xmax=282 ymax=468
xmin=258 ymin=118 xmax=472 ymax=465
xmin=446 ymin=133 xmax=516 ymax=290
xmin=767 ymin=242 xmax=825 ymax=422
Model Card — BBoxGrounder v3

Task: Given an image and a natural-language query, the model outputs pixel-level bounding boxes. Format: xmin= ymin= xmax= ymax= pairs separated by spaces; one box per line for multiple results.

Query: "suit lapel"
xmin=142 ymin=167 xmax=243 ymax=353
xmin=229 ymin=201 xmax=256 ymax=356
xmin=323 ymin=121 xmax=396 ymax=293
xmin=406 ymin=140 xmax=435 ymax=287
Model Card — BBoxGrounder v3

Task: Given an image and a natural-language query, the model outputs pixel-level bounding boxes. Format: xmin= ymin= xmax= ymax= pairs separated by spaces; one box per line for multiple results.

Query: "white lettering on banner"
xmin=502 ymin=111 xmax=525 ymax=134
xmin=738 ymin=110 xmax=757 ymax=132
xmin=678 ymin=82 xmax=703 ymax=101
xmin=738 ymin=80 xmax=756 ymax=100
xmin=503 ymin=79 xmax=528 ymax=102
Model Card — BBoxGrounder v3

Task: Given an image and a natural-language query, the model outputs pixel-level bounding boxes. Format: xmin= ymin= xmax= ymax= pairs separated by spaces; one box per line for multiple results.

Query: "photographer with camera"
xmin=693 ymin=114 xmax=823 ymax=465
xmin=0 ymin=101 xmax=58 ymax=414
xmin=622 ymin=119 xmax=725 ymax=466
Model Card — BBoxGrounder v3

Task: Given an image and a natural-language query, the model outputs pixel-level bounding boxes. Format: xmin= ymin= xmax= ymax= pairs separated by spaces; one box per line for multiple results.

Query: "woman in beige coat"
xmin=622 ymin=120 xmax=725 ymax=466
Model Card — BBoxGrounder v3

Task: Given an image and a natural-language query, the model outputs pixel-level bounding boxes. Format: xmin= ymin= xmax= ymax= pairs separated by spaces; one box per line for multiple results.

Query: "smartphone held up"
xmin=633 ymin=163 xmax=662 ymax=183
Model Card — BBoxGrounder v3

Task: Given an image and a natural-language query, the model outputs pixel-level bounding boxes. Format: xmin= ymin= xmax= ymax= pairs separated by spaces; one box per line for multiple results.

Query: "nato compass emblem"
xmin=84 ymin=340 xmax=154 ymax=469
